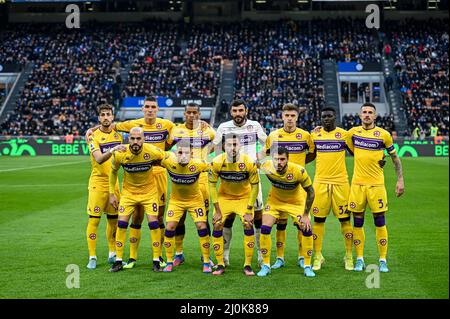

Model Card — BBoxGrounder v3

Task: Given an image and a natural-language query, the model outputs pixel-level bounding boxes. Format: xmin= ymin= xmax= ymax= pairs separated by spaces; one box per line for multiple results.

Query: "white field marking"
xmin=0 ymin=159 xmax=88 ymax=173
xmin=0 ymin=183 xmax=86 ymax=188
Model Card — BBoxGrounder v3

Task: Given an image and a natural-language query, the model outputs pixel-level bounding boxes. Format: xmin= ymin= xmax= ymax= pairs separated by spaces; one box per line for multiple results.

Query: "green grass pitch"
xmin=0 ymin=156 xmax=448 ymax=299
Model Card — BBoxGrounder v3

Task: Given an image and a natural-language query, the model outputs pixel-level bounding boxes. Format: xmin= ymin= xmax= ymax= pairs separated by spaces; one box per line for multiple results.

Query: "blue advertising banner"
xmin=122 ymin=97 xmax=216 ymax=108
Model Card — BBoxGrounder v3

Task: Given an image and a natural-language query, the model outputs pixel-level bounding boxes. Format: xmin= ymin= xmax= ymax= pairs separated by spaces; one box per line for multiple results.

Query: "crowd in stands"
xmin=0 ymin=18 xmax=448 ymax=138
xmin=389 ymin=19 xmax=449 ymax=138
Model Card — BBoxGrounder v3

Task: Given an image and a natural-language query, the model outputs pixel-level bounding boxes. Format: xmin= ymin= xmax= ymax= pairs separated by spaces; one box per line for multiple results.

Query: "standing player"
xmin=159 ymin=140 xmax=212 ymax=273
xmin=257 ymin=146 xmax=316 ymax=277
xmin=108 ymin=127 xmax=166 ymax=272
xmin=212 ymin=99 xmax=267 ymax=267
xmin=346 ymin=103 xmax=404 ymax=272
xmin=166 ymin=102 xmax=216 ymax=266
xmin=307 ymin=107 xmax=354 ymax=271
xmin=260 ymin=103 xmax=315 ymax=269
xmin=209 ymin=133 xmax=260 ymax=276
xmin=86 ymin=103 xmax=126 ymax=269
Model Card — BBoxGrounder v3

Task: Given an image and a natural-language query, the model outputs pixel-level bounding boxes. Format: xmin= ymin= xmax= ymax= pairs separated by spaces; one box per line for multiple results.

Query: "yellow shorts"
xmin=348 ymin=184 xmax=388 ymax=213
xmin=216 ymin=197 xmax=254 ymax=223
xmin=263 ymin=195 xmax=305 ymax=225
xmin=166 ymin=195 xmax=207 ymax=224
xmin=118 ymin=192 xmax=159 ymax=217
xmin=154 ymin=169 xmax=168 ymax=207
xmin=199 ymin=173 xmax=210 ymax=210
xmin=87 ymin=189 xmax=120 ymax=217
xmin=311 ymin=182 xmax=350 ymax=219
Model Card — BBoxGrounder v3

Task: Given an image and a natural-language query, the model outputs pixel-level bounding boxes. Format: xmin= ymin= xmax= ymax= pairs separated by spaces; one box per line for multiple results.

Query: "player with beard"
xmin=212 ymin=100 xmax=267 ymax=268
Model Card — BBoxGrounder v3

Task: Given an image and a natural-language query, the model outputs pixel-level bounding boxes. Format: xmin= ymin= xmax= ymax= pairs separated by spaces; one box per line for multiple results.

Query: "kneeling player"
xmin=160 ymin=141 xmax=212 ymax=273
xmin=209 ymin=133 xmax=260 ymax=276
xmin=257 ymin=147 xmax=316 ymax=277
xmin=108 ymin=127 xmax=166 ymax=272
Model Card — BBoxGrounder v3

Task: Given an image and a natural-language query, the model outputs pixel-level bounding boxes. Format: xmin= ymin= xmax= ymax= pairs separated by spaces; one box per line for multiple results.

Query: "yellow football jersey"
xmin=265 ymin=127 xmax=314 ymax=166
xmin=346 ymin=126 xmax=396 ymax=186
xmin=260 ymin=161 xmax=312 ymax=203
xmin=168 ymin=124 xmax=216 ymax=161
xmin=111 ymin=143 xmax=165 ymax=195
xmin=115 ymin=117 xmax=174 ymax=174
xmin=161 ymin=153 xmax=209 ymax=200
xmin=311 ymin=127 xmax=349 ymax=185
xmin=209 ymin=153 xmax=259 ymax=199
xmin=88 ymin=129 xmax=123 ymax=191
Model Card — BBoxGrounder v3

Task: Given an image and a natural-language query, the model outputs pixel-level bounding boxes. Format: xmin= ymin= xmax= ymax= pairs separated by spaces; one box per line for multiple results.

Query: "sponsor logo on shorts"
xmin=247 ymin=242 xmax=255 ymax=248
xmin=143 ymin=153 xmax=150 ymax=160
xmin=202 ymin=243 xmax=210 ymax=249
xmin=164 ymin=242 xmax=171 ymax=248
xmin=335 ymin=132 xmax=342 ymax=139
xmin=276 ymin=242 xmax=283 ymax=248
xmin=379 ymin=239 xmax=387 ymax=246
xmin=116 ymin=241 xmax=123 ymax=247
xmin=261 ymin=248 xmax=268 ymax=255
xmin=286 ymin=173 xmax=293 ymax=181
xmin=349 ymin=202 xmax=356 ymax=209
xmin=238 ymin=163 xmax=246 ymax=170
xmin=94 ymin=206 xmax=100 ymax=213
xmin=307 ymin=250 xmax=313 ymax=256
xmin=153 ymin=242 xmax=160 ymax=247
xmin=89 ymin=233 xmax=97 ymax=240
xmin=119 ymin=206 xmax=125 ymax=213
xmin=189 ymin=165 xmax=196 ymax=172
xmin=114 ymin=133 xmax=119 ymax=139
xmin=167 ymin=210 xmax=174 ymax=217
xmin=301 ymin=169 xmax=305 ymax=174
xmin=296 ymin=133 xmax=302 ymax=140
xmin=130 ymin=237 xmax=137 ymax=243
xmin=313 ymin=207 xmax=319 ymax=214
xmin=374 ymin=131 xmax=380 ymax=137
xmin=345 ymin=233 xmax=353 ymax=239
xmin=354 ymin=239 xmax=361 ymax=246
xmin=156 ymin=123 xmax=163 ymax=129
xmin=213 ymin=244 xmax=220 ymax=251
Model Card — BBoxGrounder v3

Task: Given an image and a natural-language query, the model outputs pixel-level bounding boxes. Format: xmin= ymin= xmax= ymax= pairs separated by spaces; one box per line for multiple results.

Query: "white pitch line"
xmin=0 ymin=183 xmax=86 ymax=188
xmin=0 ymin=159 xmax=88 ymax=173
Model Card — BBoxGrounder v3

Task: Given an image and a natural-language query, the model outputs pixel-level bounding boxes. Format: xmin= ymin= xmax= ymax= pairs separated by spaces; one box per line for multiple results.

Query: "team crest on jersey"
xmin=313 ymin=207 xmax=319 ymax=214
xmin=189 ymin=165 xmax=196 ymax=172
xmin=379 ymin=239 xmax=387 ymax=246
xmin=94 ymin=206 xmax=101 ymax=213
xmin=374 ymin=131 xmax=381 ymax=137
xmin=156 ymin=123 xmax=162 ymax=129
xmin=130 ymin=237 xmax=137 ymax=243
xmin=197 ymin=130 xmax=203 ymax=135
xmin=116 ymin=241 xmax=123 ymax=248
xmin=119 ymin=206 xmax=125 ymax=213
xmin=335 ymin=132 xmax=342 ymax=139
xmin=247 ymin=242 xmax=255 ymax=248
xmin=261 ymin=248 xmax=268 ymax=255
xmin=89 ymin=233 xmax=97 ymax=240
xmin=247 ymin=125 xmax=253 ymax=131
xmin=168 ymin=210 xmax=174 ymax=217
xmin=143 ymin=153 xmax=150 ymax=160
xmin=286 ymin=174 xmax=294 ymax=181
xmin=354 ymin=239 xmax=361 ymax=246
xmin=296 ymin=133 xmax=303 ymax=140
xmin=213 ymin=244 xmax=220 ymax=251
xmin=238 ymin=163 xmax=246 ymax=170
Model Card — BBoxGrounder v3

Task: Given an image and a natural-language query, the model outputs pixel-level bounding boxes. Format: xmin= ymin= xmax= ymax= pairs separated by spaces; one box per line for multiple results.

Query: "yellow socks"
xmin=243 ymin=228 xmax=255 ymax=267
xmin=115 ymin=220 xmax=128 ymax=261
xmin=86 ymin=216 xmax=101 ymax=257
xmin=197 ymin=228 xmax=211 ymax=263
xmin=212 ymin=230 xmax=224 ymax=266
xmin=148 ymin=221 xmax=161 ymax=261
xmin=275 ymin=224 xmax=286 ymax=259
xmin=129 ymin=224 xmax=141 ymax=260
xmin=260 ymin=225 xmax=272 ymax=266
xmin=164 ymin=229 xmax=176 ymax=263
